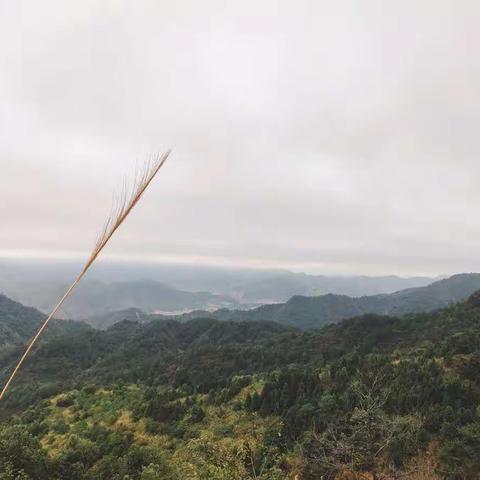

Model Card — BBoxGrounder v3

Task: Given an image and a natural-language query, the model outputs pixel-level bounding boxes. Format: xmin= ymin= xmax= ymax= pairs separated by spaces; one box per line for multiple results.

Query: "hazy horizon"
xmin=0 ymin=256 xmax=451 ymax=280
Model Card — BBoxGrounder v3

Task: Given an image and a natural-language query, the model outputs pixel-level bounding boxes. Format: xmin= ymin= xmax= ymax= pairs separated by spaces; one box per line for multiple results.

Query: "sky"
xmin=0 ymin=0 xmax=479 ymax=276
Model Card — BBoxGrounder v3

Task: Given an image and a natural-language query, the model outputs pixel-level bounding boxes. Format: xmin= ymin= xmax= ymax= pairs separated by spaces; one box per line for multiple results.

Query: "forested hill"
xmin=0 ymin=293 xmax=90 ymax=349
xmin=2 ymin=290 xmax=480 ymax=477
xmin=0 ymin=316 xmax=295 ymax=408
xmin=3 ymin=287 xmax=480 ymax=403
xmin=0 ymin=294 xmax=45 ymax=347
xmin=181 ymin=272 xmax=480 ymax=329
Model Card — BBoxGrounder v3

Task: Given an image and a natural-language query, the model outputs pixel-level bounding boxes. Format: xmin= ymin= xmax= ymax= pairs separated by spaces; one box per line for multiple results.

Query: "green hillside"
xmin=2 ymin=290 xmax=480 ymax=478
xmin=0 ymin=294 xmax=45 ymax=347
xmin=0 ymin=294 xmax=90 ymax=349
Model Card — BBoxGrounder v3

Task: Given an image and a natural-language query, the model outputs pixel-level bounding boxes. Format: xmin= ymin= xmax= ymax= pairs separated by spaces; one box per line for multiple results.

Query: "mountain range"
xmin=87 ymin=273 xmax=480 ymax=330
xmin=0 ymin=279 xmax=243 ymax=319
xmin=0 ymin=260 xmax=436 ymax=318
xmin=2 ymin=272 xmax=478 ymax=334
xmin=199 ymin=273 xmax=480 ymax=328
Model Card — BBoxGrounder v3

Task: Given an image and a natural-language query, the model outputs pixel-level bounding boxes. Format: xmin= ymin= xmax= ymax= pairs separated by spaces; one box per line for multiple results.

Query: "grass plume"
xmin=0 ymin=150 xmax=171 ymax=401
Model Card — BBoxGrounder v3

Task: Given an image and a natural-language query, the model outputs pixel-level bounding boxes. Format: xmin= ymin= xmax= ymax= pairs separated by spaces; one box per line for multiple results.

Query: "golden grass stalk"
xmin=0 ymin=150 xmax=171 ymax=401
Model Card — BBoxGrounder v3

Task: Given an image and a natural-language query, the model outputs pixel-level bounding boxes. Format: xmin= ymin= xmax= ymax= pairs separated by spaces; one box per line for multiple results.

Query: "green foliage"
xmin=0 ymin=426 xmax=51 ymax=479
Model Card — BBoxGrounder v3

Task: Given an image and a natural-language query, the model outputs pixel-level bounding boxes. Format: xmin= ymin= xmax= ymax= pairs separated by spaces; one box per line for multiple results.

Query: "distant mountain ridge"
xmin=232 ymin=272 xmax=436 ymax=303
xmin=94 ymin=273 xmax=480 ymax=330
xmin=202 ymin=273 xmax=480 ymax=328
xmin=3 ymin=273 xmax=479 ymax=342
xmin=0 ymin=260 xmax=436 ymax=317
xmin=85 ymin=307 xmax=151 ymax=329
xmin=0 ymin=279 xmax=244 ymax=320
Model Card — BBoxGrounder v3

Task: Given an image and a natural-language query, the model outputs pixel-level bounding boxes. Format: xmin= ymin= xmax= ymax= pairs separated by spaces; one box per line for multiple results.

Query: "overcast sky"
xmin=0 ymin=1 xmax=479 ymax=276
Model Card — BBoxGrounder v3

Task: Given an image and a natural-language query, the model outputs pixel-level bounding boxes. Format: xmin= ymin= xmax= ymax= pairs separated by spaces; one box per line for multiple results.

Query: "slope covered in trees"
xmin=0 ymin=294 xmax=45 ymax=347
xmin=2 ymin=291 xmax=480 ymax=478
xmin=0 ymin=294 xmax=88 ymax=349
